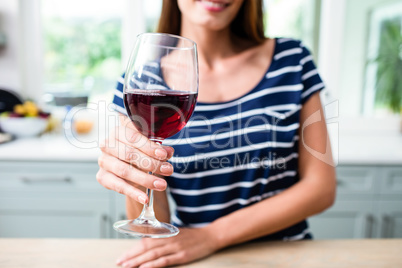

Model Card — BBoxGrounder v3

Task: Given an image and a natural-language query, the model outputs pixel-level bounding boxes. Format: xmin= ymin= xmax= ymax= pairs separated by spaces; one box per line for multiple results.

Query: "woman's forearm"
xmin=205 ymin=174 xmax=335 ymax=250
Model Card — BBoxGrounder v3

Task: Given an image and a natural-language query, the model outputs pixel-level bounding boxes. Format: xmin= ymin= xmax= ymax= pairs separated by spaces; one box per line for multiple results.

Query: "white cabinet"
xmin=309 ymin=200 xmax=375 ymax=239
xmin=0 ymin=161 xmax=113 ymax=238
xmin=375 ymin=167 xmax=402 ymax=238
xmin=112 ymin=192 xmax=131 ymax=239
xmin=0 ymin=197 xmax=110 ymax=238
xmin=376 ymin=201 xmax=402 ymax=238
xmin=309 ymin=165 xmax=402 ymax=239
xmin=1 ymin=159 xmax=401 ymax=239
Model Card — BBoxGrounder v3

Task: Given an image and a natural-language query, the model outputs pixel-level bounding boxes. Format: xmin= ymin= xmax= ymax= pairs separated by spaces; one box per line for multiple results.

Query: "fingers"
xmin=96 ymin=168 xmax=148 ymax=204
xmin=116 ymin=238 xmax=164 ymax=266
xmin=116 ymin=245 xmax=145 ymax=265
xmin=118 ymin=245 xmax=178 ymax=268
xmin=97 ymin=153 xmax=168 ymax=192
xmin=100 ymin=139 xmax=173 ymax=176
xmin=138 ymin=253 xmax=186 ymax=268
xmin=97 ymin=120 xmax=176 ymax=203
xmin=117 ymin=121 xmax=174 ymax=160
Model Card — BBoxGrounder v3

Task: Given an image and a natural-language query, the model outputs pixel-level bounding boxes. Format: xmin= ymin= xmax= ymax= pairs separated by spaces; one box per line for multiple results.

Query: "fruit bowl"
xmin=0 ymin=117 xmax=48 ymax=138
xmin=0 ymin=100 xmax=51 ymax=138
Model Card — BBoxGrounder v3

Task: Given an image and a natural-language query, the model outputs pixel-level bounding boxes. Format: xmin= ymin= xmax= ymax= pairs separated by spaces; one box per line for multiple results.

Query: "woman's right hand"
xmin=96 ymin=116 xmax=174 ymax=205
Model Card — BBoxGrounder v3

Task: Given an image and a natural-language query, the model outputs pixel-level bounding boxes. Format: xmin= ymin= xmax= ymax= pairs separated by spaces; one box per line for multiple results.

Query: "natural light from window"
xmin=41 ymin=0 xmax=124 ymax=104
xmin=38 ymin=0 xmax=320 ymax=106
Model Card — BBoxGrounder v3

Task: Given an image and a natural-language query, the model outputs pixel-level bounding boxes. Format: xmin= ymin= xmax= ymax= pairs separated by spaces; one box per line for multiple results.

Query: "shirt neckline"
xmin=196 ymin=37 xmax=279 ymax=106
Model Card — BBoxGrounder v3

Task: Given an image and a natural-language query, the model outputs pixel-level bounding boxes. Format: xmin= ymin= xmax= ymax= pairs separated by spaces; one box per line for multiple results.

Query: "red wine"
xmin=124 ymin=90 xmax=197 ymax=140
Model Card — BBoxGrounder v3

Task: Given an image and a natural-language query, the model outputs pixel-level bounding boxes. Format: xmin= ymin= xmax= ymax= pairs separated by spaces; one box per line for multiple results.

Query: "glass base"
xmin=113 ymin=218 xmax=179 ymax=238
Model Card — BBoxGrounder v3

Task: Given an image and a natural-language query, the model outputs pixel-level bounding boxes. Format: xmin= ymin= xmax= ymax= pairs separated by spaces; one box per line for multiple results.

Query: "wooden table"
xmin=0 ymin=238 xmax=401 ymax=267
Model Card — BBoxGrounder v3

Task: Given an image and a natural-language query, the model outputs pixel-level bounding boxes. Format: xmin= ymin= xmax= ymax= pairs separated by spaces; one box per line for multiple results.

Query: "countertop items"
xmin=0 ymin=238 xmax=400 ymax=267
xmin=0 ymin=132 xmax=13 ymax=144
xmin=0 ymin=88 xmax=23 ymax=113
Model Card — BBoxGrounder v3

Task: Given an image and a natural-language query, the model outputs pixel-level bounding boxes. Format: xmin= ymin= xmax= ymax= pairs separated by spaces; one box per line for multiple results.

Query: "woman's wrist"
xmin=203 ymin=219 xmax=230 ymax=251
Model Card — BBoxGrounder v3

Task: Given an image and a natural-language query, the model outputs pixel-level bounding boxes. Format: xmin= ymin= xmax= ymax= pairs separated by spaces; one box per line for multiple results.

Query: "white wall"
xmin=318 ymin=0 xmax=346 ymax=103
xmin=0 ymin=1 xmax=21 ymax=92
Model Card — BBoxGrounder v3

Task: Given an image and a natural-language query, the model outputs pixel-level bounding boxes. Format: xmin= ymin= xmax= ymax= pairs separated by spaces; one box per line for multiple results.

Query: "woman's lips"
xmin=197 ymin=0 xmax=230 ymax=12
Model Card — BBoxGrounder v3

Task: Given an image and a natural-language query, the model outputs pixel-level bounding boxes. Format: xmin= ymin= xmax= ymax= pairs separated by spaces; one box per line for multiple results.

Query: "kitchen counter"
xmin=334 ymin=133 xmax=402 ymax=165
xmin=0 ymin=131 xmax=401 ymax=164
xmin=0 ymin=135 xmax=100 ymax=162
xmin=0 ymin=238 xmax=401 ymax=267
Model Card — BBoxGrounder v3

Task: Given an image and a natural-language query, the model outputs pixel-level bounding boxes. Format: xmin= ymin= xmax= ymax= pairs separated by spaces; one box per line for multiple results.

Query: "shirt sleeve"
xmin=111 ymin=74 xmax=127 ymax=115
xmin=298 ymin=43 xmax=325 ymax=104
xmin=111 ymin=62 xmax=166 ymax=115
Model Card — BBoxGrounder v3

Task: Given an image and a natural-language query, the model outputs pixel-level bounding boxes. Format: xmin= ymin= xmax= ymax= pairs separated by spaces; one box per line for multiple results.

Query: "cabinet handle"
xmin=119 ymin=214 xmax=127 ymax=221
xmin=365 ymin=214 xmax=375 ymax=238
xmin=382 ymin=215 xmax=393 ymax=238
xmin=20 ymin=176 xmax=72 ymax=183
xmin=101 ymin=214 xmax=108 ymax=238
xmin=336 ymin=179 xmax=343 ymax=186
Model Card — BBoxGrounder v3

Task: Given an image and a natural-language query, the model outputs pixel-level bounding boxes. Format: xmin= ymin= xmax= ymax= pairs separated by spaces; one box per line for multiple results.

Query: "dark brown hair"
xmin=156 ymin=0 xmax=266 ymax=44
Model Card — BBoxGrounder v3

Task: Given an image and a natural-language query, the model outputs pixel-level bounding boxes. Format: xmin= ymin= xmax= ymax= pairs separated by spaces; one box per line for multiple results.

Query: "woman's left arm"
xmin=208 ymin=92 xmax=336 ymax=248
xmin=116 ymin=93 xmax=336 ymax=268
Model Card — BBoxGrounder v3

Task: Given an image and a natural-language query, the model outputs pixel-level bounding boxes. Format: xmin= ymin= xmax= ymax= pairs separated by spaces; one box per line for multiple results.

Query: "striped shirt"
xmin=112 ymin=38 xmax=325 ymax=241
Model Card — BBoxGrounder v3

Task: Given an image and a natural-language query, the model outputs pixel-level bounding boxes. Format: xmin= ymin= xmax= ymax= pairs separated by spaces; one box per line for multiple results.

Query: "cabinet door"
xmin=309 ymin=200 xmax=375 ymax=239
xmin=0 ymin=197 xmax=110 ymax=238
xmin=0 ymin=161 xmax=112 ymax=238
xmin=112 ymin=192 xmax=133 ymax=239
xmin=376 ymin=201 xmax=402 ymax=238
xmin=336 ymin=166 xmax=379 ymax=196
xmin=379 ymin=167 xmax=402 ymax=195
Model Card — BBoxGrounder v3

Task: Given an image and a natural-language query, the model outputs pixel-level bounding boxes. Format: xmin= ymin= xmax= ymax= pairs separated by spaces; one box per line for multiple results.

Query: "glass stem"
xmin=137 ymin=138 xmax=163 ymax=224
xmin=138 ymin=182 xmax=156 ymax=222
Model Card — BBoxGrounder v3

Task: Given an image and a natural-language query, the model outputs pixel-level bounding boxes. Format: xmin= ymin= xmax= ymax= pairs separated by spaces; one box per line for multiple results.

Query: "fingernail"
xmin=153 ymin=179 xmax=167 ymax=190
xmin=138 ymin=196 xmax=147 ymax=204
xmin=160 ymin=163 xmax=172 ymax=173
xmin=116 ymin=259 xmax=122 ymax=265
xmin=167 ymin=147 xmax=174 ymax=159
xmin=155 ymin=148 xmax=167 ymax=159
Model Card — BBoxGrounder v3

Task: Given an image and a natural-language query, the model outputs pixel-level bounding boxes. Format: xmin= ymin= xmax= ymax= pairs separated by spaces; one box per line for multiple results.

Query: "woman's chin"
xmin=188 ymin=16 xmax=232 ymax=32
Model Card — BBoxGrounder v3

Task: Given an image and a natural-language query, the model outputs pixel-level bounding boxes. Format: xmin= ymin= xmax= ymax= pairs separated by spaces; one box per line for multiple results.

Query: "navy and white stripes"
xmin=112 ymin=38 xmax=324 ymax=241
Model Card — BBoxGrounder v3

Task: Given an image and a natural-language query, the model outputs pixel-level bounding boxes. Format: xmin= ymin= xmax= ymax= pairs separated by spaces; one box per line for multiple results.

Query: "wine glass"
xmin=113 ymin=33 xmax=198 ymax=238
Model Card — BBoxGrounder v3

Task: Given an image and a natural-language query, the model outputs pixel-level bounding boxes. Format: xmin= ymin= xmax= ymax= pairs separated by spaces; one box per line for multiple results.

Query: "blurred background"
xmin=0 ymin=0 xmax=401 ymax=239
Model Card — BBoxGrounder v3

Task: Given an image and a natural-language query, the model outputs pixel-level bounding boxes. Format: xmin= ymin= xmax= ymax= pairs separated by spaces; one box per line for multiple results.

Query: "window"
xmin=41 ymin=0 xmax=124 ymax=104
xmin=329 ymin=0 xmax=402 ymax=118
xmin=318 ymin=0 xmax=401 ymax=135
xmin=21 ymin=0 xmax=321 ymax=106
xmin=144 ymin=1 xmax=162 ymax=32
xmin=264 ymin=0 xmax=321 ymax=58
xmin=364 ymin=1 xmax=402 ymax=116
xmin=142 ymin=0 xmax=322 ymax=56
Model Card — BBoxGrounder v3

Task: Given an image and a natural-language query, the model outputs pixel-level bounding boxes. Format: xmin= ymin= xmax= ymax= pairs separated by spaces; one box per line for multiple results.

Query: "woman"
xmin=97 ymin=0 xmax=336 ymax=267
